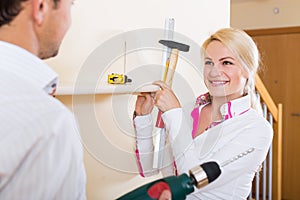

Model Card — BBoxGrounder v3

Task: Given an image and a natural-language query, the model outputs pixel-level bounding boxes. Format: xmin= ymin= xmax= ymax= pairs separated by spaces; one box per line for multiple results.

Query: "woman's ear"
xmin=32 ymin=0 xmax=49 ymax=25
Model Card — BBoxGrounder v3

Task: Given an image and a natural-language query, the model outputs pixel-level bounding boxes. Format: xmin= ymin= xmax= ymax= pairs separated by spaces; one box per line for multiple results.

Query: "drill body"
xmin=117 ymin=173 xmax=194 ymax=200
xmin=117 ymin=161 xmax=221 ymax=200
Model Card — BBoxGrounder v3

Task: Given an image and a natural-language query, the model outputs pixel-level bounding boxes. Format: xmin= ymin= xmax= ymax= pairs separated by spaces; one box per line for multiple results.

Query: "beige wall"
xmin=231 ymin=0 xmax=300 ymax=29
xmin=47 ymin=0 xmax=230 ymax=85
xmin=48 ymin=0 xmax=230 ymax=199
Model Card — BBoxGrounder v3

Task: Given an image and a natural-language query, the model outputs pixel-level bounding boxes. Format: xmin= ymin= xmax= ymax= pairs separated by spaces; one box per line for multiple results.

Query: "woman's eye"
xmin=205 ymin=60 xmax=214 ymax=66
xmin=223 ymin=61 xmax=234 ymax=65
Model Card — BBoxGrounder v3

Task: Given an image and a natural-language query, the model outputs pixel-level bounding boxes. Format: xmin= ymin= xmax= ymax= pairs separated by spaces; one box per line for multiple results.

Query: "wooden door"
xmin=247 ymin=27 xmax=300 ymax=200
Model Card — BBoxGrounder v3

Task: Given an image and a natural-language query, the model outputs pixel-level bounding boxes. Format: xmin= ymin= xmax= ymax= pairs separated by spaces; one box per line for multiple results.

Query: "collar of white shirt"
xmin=219 ymin=94 xmax=251 ymax=119
xmin=0 ymin=41 xmax=58 ymax=94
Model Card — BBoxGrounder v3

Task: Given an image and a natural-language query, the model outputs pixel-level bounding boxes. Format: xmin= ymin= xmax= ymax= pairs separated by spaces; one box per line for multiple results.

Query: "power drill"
xmin=116 ymin=161 xmax=221 ymax=200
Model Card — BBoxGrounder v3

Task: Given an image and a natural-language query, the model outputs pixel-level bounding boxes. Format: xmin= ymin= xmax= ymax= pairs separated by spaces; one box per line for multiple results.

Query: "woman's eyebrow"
xmin=220 ymin=56 xmax=235 ymax=61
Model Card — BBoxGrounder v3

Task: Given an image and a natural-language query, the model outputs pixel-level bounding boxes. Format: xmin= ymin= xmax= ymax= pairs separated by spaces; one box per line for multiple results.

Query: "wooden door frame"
xmin=246 ymin=26 xmax=300 ymax=36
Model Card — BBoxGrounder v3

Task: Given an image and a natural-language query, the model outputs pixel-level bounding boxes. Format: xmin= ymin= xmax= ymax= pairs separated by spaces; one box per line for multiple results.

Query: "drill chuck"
xmin=189 ymin=161 xmax=221 ymax=189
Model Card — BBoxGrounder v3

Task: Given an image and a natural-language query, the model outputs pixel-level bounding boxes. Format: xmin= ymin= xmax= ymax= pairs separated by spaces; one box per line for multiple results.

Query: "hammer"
xmin=156 ymin=39 xmax=190 ymax=128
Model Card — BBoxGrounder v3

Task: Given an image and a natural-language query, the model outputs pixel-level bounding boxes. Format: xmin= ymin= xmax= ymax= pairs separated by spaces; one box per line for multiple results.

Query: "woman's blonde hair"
xmin=201 ymin=27 xmax=262 ymax=113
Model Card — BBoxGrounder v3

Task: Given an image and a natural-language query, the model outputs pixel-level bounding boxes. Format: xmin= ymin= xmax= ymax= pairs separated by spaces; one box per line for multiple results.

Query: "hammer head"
xmin=159 ymin=39 xmax=190 ymax=52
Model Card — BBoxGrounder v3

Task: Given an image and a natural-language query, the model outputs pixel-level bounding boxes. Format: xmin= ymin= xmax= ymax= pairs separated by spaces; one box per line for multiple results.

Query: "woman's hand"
xmin=153 ymin=81 xmax=181 ymax=112
xmin=159 ymin=190 xmax=172 ymax=200
xmin=134 ymin=92 xmax=155 ymax=116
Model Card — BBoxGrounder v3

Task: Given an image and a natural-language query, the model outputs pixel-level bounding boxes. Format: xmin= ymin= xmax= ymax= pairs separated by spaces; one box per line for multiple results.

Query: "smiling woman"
xmin=133 ymin=28 xmax=273 ymax=200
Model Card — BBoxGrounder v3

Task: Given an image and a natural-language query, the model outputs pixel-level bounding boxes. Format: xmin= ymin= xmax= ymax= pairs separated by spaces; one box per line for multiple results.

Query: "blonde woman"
xmin=134 ymin=28 xmax=273 ymax=199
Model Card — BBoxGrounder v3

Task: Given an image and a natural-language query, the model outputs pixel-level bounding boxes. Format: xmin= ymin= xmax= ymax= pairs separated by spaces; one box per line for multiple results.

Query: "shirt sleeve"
xmin=134 ymin=114 xmax=158 ymax=177
xmin=134 ymin=114 xmax=175 ymax=177
xmin=162 ymin=107 xmax=198 ymax=174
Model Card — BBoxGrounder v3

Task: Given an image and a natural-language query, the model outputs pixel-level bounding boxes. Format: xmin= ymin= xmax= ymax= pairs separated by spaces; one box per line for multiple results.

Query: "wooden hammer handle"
xmin=164 ymin=49 xmax=179 ymax=86
xmin=156 ymin=48 xmax=179 ymax=128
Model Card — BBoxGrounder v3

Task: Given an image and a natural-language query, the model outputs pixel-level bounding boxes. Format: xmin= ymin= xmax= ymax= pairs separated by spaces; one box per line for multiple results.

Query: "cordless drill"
xmin=116 ymin=161 xmax=221 ymax=200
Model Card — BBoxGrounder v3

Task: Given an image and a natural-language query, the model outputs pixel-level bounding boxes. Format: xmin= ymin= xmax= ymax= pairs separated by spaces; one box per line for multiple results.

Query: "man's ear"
xmin=32 ymin=0 xmax=49 ymax=25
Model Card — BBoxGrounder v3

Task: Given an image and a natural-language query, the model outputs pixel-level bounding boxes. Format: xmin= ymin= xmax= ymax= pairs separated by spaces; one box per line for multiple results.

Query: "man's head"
xmin=0 ymin=0 xmax=60 ymax=27
xmin=0 ymin=0 xmax=73 ymax=59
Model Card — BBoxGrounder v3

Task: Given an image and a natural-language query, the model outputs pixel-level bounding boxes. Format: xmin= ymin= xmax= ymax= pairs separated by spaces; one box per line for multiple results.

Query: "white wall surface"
xmin=231 ymin=0 xmax=300 ymax=29
xmin=48 ymin=0 xmax=230 ymax=199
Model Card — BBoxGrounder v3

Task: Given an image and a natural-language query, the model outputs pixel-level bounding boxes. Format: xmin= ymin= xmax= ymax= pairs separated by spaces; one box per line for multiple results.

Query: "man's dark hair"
xmin=0 ymin=0 xmax=60 ymax=27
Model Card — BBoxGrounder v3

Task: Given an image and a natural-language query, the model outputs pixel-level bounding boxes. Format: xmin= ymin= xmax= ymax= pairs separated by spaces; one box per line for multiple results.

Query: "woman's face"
xmin=204 ymin=40 xmax=248 ymax=101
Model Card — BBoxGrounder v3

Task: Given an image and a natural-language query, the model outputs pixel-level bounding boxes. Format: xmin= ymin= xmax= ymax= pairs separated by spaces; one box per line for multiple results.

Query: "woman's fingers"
xmin=159 ymin=190 xmax=172 ymax=200
xmin=135 ymin=92 xmax=155 ymax=115
xmin=153 ymin=81 xmax=170 ymax=91
xmin=152 ymin=81 xmax=181 ymax=112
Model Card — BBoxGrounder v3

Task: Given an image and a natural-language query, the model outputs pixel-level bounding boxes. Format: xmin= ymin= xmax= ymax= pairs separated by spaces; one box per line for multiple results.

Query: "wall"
xmin=47 ymin=0 xmax=230 ymax=84
xmin=231 ymin=0 xmax=300 ymax=29
xmin=48 ymin=0 xmax=230 ymax=199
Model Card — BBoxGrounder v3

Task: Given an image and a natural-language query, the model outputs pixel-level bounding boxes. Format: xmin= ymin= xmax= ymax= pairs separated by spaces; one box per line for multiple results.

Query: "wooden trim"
xmin=276 ymin=103 xmax=283 ymax=200
xmin=255 ymin=74 xmax=278 ymax=122
xmin=245 ymin=26 xmax=300 ymax=36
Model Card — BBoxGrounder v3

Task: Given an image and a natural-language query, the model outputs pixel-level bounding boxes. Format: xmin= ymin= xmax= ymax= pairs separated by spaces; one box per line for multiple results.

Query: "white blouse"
xmin=134 ymin=94 xmax=273 ymax=199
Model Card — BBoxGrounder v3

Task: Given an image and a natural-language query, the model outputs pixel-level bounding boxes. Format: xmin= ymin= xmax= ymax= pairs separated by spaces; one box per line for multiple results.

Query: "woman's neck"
xmin=210 ymin=101 xmax=223 ymax=122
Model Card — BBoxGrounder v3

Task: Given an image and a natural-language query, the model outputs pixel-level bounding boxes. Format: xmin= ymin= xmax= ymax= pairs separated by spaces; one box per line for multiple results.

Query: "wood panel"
xmin=249 ymin=29 xmax=300 ymax=200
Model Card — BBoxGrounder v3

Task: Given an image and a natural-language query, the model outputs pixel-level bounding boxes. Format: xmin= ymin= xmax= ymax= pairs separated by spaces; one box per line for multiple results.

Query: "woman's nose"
xmin=209 ymin=64 xmax=222 ymax=77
